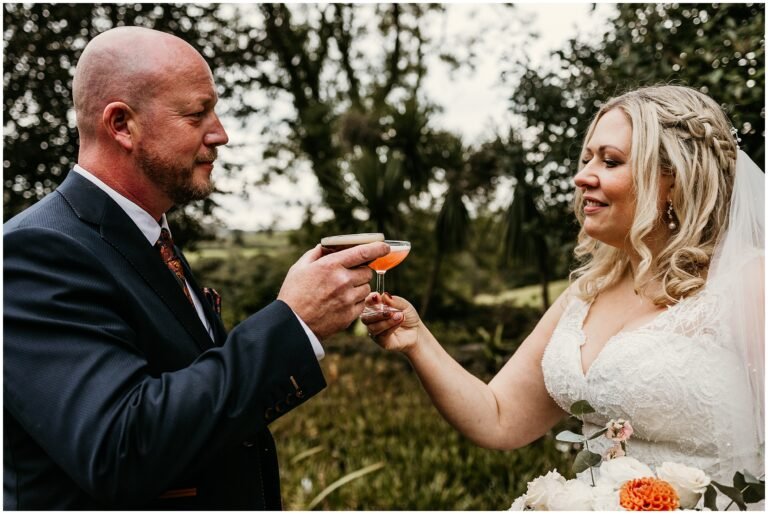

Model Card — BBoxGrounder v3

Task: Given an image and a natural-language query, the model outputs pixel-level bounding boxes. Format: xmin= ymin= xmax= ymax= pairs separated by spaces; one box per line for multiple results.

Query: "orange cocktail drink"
xmin=362 ymin=240 xmax=410 ymax=316
xmin=368 ymin=246 xmax=410 ymax=272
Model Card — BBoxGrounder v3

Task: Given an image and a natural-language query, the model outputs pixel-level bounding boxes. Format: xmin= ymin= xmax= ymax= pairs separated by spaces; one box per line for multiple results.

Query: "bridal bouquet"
xmin=509 ymin=401 xmax=764 ymax=511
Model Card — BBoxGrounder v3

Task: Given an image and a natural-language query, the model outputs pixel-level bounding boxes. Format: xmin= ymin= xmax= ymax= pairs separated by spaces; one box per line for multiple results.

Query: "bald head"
xmin=73 ymin=27 xmax=210 ymax=140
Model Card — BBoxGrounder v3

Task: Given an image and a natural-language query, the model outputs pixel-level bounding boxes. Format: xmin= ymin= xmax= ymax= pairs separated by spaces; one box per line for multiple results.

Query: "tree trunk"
xmin=536 ymin=236 xmax=551 ymax=311
xmin=419 ymin=252 xmax=443 ymax=319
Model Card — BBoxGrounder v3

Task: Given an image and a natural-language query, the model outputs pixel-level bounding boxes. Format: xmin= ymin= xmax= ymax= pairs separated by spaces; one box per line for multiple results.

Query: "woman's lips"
xmin=583 ymin=198 xmax=607 ymax=214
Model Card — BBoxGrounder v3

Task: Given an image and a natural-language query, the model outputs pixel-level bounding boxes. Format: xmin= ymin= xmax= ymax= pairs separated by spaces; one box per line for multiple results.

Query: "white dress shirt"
xmin=72 ymin=165 xmax=324 ymax=360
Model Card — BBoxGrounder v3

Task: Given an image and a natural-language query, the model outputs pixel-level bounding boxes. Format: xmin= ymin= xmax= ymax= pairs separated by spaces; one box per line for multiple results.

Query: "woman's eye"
xmin=604 ymin=159 xmax=618 ymax=168
xmin=581 ymin=157 xmax=591 ymax=165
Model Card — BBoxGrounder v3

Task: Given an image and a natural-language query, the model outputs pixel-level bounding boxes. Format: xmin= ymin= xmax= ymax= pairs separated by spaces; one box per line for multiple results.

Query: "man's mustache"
xmin=197 ymin=149 xmax=218 ymax=163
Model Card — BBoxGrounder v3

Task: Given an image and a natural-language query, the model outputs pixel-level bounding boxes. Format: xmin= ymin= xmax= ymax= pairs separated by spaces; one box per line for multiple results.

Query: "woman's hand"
xmin=361 ymin=293 xmax=421 ymax=354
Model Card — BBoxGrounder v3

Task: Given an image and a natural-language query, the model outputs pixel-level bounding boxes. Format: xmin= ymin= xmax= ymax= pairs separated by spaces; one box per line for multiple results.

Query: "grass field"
xmin=474 ymin=279 xmax=570 ymax=309
xmin=271 ymin=336 xmax=575 ymax=510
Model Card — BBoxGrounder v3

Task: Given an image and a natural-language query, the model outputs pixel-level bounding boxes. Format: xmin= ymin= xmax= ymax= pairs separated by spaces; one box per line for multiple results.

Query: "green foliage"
xmin=188 ymin=233 xmax=295 ymax=328
xmin=504 ymin=3 xmax=765 ymax=222
xmin=572 ymin=450 xmax=602 ymax=475
xmin=712 ymin=481 xmax=748 ymax=510
xmin=736 ymin=470 xmax=766 ymax=504
xmin=706 ymin=471 xmax=766 ymax=511
xmin=2 ymin=3 xmax=228 ymax=244
xmin=555 ymin=430 xmax=587 ymax=444
xmin=569 ymin=400 xmax=596 ymax=416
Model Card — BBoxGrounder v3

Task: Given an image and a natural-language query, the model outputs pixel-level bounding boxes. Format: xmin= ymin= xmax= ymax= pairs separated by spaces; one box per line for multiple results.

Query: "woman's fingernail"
xmin=371 ymin=293 xmax=379 ymax=302
xmin=393 ymin=312 xmax=402 ymax=321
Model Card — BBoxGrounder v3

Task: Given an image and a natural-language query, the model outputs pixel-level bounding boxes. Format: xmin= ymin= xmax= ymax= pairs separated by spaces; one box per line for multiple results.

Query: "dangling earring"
xmin=667 ymin=201 xmax=677 ymax=231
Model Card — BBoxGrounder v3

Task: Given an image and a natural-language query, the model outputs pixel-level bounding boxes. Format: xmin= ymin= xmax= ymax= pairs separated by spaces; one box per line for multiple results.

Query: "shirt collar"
xmin=72 ymin=164 xmax=169 ymax=245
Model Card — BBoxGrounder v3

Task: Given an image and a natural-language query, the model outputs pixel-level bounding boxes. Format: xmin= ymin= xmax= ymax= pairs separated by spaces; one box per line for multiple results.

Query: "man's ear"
xmin=102 ymin=102 xmax=137 ymax=151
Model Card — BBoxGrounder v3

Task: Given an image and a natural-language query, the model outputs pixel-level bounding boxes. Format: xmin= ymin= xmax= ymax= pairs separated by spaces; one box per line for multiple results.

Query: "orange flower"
xmin=619 ymin=477 xmax=680 ymax=511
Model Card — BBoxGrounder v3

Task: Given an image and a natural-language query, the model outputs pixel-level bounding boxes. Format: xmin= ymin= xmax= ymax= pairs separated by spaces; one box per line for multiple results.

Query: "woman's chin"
xmin=582 ymin=223 xmax=601 ymax=241
xmin=584 ymin=226 xmax=621 ymax=248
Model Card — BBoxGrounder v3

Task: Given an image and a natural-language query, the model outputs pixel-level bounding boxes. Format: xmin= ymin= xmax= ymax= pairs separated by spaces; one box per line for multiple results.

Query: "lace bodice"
xmin=542 ymin=288 xmax=763 ymax=490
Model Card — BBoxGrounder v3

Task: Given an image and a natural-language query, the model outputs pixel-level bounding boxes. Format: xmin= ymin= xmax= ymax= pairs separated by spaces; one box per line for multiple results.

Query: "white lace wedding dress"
xmin=541 ymin=286 xmax=764 ymax=506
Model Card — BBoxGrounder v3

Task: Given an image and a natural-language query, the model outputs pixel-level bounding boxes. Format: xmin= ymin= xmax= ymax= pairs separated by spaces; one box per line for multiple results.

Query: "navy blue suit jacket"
xmin=3 ymin=172 xmax=326 ymax=509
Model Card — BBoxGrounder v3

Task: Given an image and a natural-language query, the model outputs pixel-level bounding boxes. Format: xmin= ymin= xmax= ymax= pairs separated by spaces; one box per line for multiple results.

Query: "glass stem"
xmin=376 ymin=271 xmax=386 ymax=295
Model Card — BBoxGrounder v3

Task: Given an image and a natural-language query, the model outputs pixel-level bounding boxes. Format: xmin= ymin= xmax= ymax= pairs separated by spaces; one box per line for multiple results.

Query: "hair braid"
xmin=659 ymin=109 xmax=737 ymax=176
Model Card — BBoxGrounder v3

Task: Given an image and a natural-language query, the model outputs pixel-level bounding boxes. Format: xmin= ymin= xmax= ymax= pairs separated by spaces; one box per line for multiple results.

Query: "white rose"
xmin=597 ymin=456 xmax=654 ymax=490
xmin=656 ymin=461 xmax=711 ymax=509
xmin=509 ymin=494 xmax=528 ymax=511
xmin=592 ymin=483 xmax=623 ymax=510
xmin=547 ymin=479 xmax=595 ymax=510
xmin=525 ymin=470 xmax=566 ymax=510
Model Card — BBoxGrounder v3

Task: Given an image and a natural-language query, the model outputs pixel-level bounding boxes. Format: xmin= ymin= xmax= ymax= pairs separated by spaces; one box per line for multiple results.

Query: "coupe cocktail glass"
xmin=362 ymin=240 xmax=410 ymax=316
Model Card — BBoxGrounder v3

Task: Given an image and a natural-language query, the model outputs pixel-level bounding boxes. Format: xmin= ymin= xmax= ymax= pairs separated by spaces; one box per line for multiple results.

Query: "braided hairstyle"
xmin=571 ymin=85 xmax=738 ymax=305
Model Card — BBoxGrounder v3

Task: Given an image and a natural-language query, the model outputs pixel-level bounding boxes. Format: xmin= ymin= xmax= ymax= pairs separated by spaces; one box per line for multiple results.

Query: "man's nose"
xmin=205 ymin=113 xmax=229 ymax=147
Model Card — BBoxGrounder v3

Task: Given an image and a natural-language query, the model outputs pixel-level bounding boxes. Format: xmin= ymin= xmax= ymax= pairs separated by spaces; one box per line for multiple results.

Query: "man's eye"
xmin=190 ymin=111 xmax=205 ymax=118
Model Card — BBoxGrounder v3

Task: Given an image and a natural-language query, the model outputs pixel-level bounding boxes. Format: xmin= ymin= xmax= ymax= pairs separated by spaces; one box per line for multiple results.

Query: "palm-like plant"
xmin=501 ymin=176 xmax=552 ymax=310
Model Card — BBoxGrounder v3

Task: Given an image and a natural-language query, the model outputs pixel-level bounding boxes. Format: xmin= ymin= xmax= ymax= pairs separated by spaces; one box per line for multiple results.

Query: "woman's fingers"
xmin=362 ymin=308 xmax=402 ymax=328
xmin=364 ymin=292 xmax=382 ymax=307
xmin=365 ymin=316 xmax=401 ymax=335
xmin=381 ymin=293 xmax=409 ymax=310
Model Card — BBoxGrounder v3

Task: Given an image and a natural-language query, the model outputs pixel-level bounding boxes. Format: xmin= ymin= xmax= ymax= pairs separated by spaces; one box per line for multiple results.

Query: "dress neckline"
xmin=575 ymin=295 xmax=681 ymax=377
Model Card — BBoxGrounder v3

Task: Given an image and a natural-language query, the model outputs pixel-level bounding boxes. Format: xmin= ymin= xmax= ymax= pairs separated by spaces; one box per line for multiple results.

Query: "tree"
xmin=210 ymin=4 xmax=450 ymax=232
xmin=3 ymin=3 xmax=228 ymax=246
xmin=493 ymin=3 xmax=765 ymax=305
xmin=418 ymin=131 xmax=471 ymax=318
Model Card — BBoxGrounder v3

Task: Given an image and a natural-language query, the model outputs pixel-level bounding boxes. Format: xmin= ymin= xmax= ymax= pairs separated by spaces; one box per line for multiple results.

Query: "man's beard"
xmin=137 ymin=146 xmax=215 ymax=205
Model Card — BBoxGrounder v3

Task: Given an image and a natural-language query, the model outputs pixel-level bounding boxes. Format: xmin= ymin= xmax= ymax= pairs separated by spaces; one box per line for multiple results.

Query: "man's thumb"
xmin=297 ymin=244 xmax=323 ymax=265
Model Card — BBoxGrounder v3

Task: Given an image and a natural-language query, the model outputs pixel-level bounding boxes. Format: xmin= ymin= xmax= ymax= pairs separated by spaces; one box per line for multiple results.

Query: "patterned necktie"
xmin=155 ymin=228 xmax=193 ymax=304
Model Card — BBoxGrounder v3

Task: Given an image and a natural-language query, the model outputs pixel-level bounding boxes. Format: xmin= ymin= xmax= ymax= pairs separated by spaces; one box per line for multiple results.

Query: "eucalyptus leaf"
xmin=572 ymin=449 xmax=601 ymax=474
xmin=588 ymin=427 xmax=609 ymax=441
xmin=555 ymin=430 xmax=587 ymax=443
xmin=569 ymin=400 xmax=595 ymax=416
xmin=742 ymin=482 xmax=765 ymax=504
xmin=712 ymin=481 xmax=747 ymax=510
xmin=734 ymin=472 xmax=765 ymax=503
xmin=703 ymin=484 xmax=719 ymax=511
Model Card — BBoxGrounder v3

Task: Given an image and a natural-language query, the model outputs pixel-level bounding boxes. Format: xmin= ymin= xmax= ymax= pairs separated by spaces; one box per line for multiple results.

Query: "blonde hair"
xmin=571 ymin=85 xmax=738 ymax=305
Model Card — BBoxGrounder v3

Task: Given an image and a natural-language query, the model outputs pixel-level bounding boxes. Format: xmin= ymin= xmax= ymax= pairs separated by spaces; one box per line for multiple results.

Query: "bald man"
xmin=4 ymin=27 xmax=388 ymax=509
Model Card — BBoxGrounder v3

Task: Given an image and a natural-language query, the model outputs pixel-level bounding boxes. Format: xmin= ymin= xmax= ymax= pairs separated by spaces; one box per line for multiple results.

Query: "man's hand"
xmin=278 ymin=241 xmax=390 ymax=340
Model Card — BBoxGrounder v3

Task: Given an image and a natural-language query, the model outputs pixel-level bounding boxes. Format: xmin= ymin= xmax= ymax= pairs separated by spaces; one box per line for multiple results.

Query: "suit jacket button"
xmin=264 ymin=407 xmax=273 ymax=420
xmin=242 ymin=439 xmax=256 ymax=447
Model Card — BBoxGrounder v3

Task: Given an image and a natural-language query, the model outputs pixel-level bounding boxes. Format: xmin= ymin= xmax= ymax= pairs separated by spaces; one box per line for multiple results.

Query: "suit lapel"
xmin=179 ymin=254 xmax=228 ymax=345
xmin=57 ymin=172 xmax=215 ymax=352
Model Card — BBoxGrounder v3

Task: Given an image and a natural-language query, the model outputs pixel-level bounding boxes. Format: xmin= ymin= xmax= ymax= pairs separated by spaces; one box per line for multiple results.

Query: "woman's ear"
xmin=102 ymin=102 xmax=137 ymax=151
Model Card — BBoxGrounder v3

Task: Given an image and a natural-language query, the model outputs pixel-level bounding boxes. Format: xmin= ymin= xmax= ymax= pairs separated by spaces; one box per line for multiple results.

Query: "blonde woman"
xmin=363 ymin=85 xmax=764 ymax=503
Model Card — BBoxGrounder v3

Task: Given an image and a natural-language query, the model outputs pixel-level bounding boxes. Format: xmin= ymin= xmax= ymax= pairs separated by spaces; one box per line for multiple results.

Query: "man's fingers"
xmin=349 ymin=267 xmax=374 ymax=287
xmin=352 ymin=283 xmax=372 ymax=304
xmin=330 ymin=242 xmax=389 ymax=268
xmin=297 ymin=244 xmax=323 ymax=265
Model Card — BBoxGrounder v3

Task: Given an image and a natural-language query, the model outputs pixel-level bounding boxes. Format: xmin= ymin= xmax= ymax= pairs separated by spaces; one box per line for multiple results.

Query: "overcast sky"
xmin=212 ymin=3 xmax=617 ymax=232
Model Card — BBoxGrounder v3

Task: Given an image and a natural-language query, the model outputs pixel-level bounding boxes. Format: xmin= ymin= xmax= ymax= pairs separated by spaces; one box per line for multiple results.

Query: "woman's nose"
xmin=574 ymin=164 xmax=598 ymax=190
